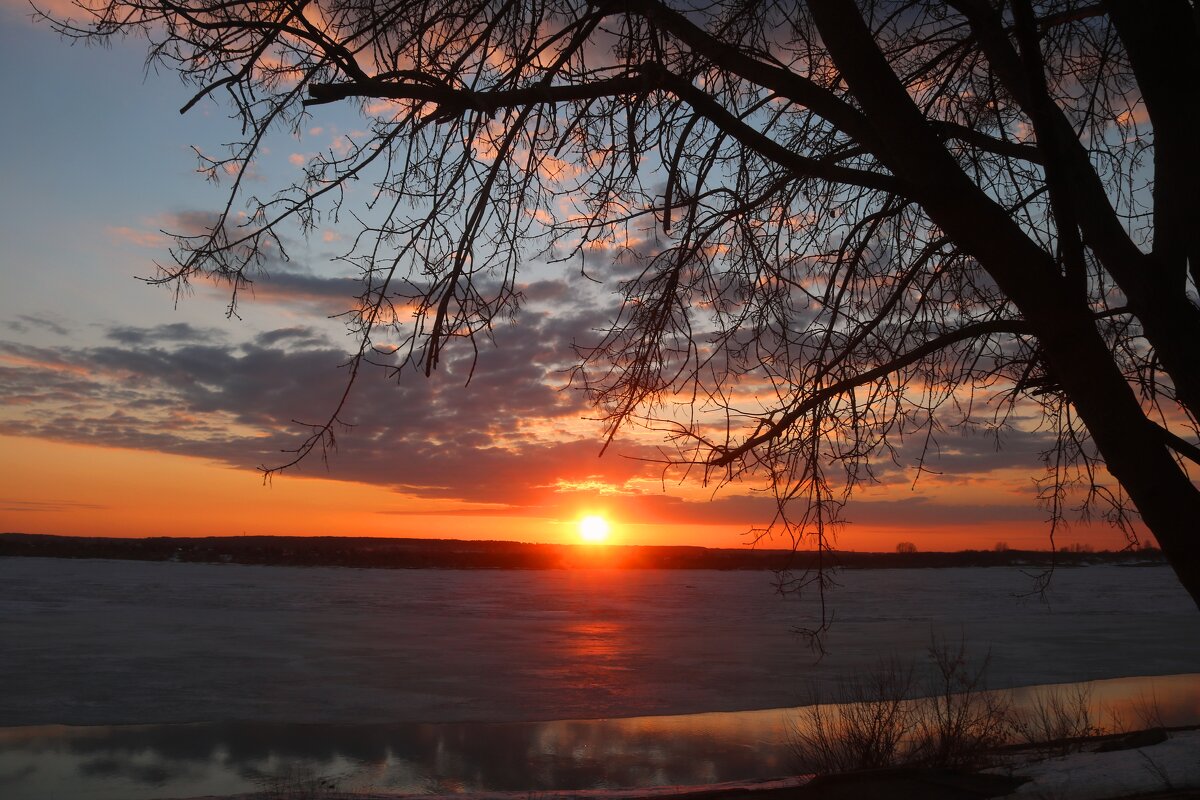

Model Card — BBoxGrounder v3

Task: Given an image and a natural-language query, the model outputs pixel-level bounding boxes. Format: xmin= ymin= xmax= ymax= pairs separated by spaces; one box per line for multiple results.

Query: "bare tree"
xmin=46 ymin=0 xmax=1200 ymax=609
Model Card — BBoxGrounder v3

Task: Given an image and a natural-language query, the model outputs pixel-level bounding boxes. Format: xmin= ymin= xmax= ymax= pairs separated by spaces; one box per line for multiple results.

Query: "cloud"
xmin=1 ymin=0 xmax=84 ymax=22
xmin=894 ymin=425 xmax=1058 ymax=485
xmin=106 ymin=323 xmax=227 ymax=346
xmin=254 ymin=327 xmax=332 ymax=348
xmin=0 ymin=309 xmax=647 ymax=511
xmin=0 ymin=499 xmax=109 ymax=513
xmin=844 ymin=496 xmax=1044 ymax=527
xmin=116 ymin=209 xmax=365 ymax=312
xmin=106 ymin=226 xmax=169 ymax=249
xmin=519 ymin=279 xmax=572 ymax=304
xmin=210 ymin=267 xmax=360 ymax=311
xmin=4 ymin=315 xmax=70 ymax=337
xmin=104 ymin=212 xmax=218 ymax=253
xmin=0 ymin=281 xmax=1062 ymax=532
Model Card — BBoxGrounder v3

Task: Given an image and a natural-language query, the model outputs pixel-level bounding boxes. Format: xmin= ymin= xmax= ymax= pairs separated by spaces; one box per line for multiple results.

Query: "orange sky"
xmin=0 ymin=434 xmax=1135 ymax=552
xmin=0 ymin=435 xmax=739 ymax=546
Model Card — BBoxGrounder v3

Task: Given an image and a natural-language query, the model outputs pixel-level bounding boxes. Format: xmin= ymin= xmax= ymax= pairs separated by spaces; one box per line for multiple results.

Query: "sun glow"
xmin=578 ymin=515 xmax=610 ymax=544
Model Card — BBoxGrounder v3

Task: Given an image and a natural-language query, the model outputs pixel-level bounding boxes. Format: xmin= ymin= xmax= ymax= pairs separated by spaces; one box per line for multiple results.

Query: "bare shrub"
xmin=793 ymin=645 xmax=1171 ymax=776
xmin=910 ymin=637 xmax=1012 ymax=767
xmin=1102 ymin=688 xmax=1168 ymax=739
xmin=1012 ymin=682 xmax=1105 ymax=755
xmin=790 ymin=659 xmax=919 ymax=773
xmin=1132 ymin=692 xmax=1166 ymax=731
xmin=792 ymin=639 xmax=1021 ymax=774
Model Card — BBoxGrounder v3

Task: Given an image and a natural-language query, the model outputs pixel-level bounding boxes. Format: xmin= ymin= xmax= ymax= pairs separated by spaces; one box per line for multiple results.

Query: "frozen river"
xmin=1 ymin=556 xmax=1198 ymax=727
xmin=2 ymin=557 xmax=1200 ymax=799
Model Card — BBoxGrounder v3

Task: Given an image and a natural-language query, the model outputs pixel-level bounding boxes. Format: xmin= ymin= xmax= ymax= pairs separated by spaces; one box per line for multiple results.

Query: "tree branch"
xmin=612 ymin=0 xmax=882 ymax=148
xmin=929 ymin=120 xmax=1043 ymax=164
xmin=308 ymin=65 xmax=907 ymax=194
xmin=1149 ymin=421 xmax=1200 ymax=468
xmin=710 ymin=319 xmax=1034 ymax=467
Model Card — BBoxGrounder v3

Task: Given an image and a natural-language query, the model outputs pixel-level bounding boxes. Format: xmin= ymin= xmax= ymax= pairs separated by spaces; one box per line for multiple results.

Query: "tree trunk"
xmin=1033 ymin=304 xmax=1200 ymax=610
xmin=810 ymin=0 xmax=1200 ymax=609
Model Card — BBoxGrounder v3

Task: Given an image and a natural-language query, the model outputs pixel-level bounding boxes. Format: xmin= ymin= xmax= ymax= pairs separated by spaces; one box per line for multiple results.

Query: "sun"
xmin=578 ymin=515 xmax=610 ymax=544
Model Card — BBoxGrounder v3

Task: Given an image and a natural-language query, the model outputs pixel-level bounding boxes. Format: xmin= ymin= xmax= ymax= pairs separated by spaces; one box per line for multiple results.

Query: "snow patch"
xmin=997 ymin=730 xmax=1200 ymax=799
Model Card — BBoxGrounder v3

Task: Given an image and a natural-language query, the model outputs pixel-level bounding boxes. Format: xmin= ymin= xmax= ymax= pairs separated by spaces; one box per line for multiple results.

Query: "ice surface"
xmin=1 ymin=557 xmax=1197 ymax=726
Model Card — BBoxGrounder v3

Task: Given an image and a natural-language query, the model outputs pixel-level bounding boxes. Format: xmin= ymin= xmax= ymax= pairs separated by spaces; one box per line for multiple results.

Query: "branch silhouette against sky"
xmin=0 ymin=1 xmax=1196 ymax=602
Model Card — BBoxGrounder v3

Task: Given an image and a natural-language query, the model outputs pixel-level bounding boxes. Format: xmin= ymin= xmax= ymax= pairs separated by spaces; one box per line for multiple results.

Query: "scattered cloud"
xmin=0 ymin=499 xmax=109 ymax=513
xmin=845 ymin=496 xmax=1044 ymax=527
xmin=0 ymin=269 xmax=1065 ymax=533
xmin=229 ymin=268 xmax=360 ymax=309
xmin=1 ymin=0 xmax=84 ymax=22
xmin=0 ymin=310 xmax=639 ymax=512
xmin=106 ymin=322 xmax=227 ymax=346
xmin=106 ymin=225 xmax=170 ymax=249
xmin=253 ymin=326 xmax=332 ymax=348
xmin=876 ymin=425 xmax=1054 ymax=484
xmin=5 ymin=315 xmax=71 ymax=337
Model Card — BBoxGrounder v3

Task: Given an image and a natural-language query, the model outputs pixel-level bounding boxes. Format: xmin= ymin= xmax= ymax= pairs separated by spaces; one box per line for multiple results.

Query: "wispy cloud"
xmin=845 ymin=496 xmax=1045 ymax=526
xmin=106 ymin=225 xmax=169 ymax=249
xmin=1 ymin=0 xmax=87 ymax=22
xmin=106 ymin=322 xmax=227 ymax=346
xmin=0 ymin=498 xmax=109 ymax=512
xmin=4 ymin=315 xmax=71 ymax=337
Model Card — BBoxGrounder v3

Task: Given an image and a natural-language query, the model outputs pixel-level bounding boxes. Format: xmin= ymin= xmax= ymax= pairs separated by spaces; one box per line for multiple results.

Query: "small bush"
xmin=788 ymin=638 xmax=1122 ymax=775
xmin=1011 ymin=682 xmax=1106 ymax=755
xmin=789 ymin=658 xmax=919 ymax=773
xmin=909 ymin=637 xmax=1011 ymax=767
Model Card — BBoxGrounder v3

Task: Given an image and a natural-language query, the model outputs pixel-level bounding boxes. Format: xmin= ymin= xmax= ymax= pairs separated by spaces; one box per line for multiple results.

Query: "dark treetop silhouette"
xmin=48 ymin=0 xmax=1200 ymax=611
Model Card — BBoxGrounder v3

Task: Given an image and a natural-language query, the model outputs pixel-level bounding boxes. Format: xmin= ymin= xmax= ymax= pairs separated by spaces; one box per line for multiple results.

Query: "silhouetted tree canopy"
xmin=48 ymin=0 xmax=1200 ymax=611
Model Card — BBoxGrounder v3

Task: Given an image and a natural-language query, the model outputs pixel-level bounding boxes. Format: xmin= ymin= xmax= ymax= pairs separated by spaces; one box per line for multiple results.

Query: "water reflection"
xmin=1 ymin=673 xmax=1197 ymax=800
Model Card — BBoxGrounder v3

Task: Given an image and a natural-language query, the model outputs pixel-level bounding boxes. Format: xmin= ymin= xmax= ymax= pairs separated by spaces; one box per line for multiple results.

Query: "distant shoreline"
xmin=0 ymin=532 xmax=1166 ymax=571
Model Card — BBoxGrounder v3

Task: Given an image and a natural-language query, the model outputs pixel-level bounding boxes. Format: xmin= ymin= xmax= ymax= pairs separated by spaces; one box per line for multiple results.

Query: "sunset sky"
xmin=0 ymin=2 xmax=1138 ymax=552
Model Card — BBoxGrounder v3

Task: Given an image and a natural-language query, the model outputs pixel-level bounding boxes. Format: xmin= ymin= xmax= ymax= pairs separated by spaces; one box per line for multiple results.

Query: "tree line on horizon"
xmin=0 ymin=532 xmax=1166 ymax=571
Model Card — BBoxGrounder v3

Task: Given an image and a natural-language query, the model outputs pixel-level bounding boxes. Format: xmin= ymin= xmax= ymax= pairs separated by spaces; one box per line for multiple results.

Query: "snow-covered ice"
xmin=1 ymin=557 xmax=1198 ymax=726
xmin=998 ymin=729 xmax=1200 ymax=799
